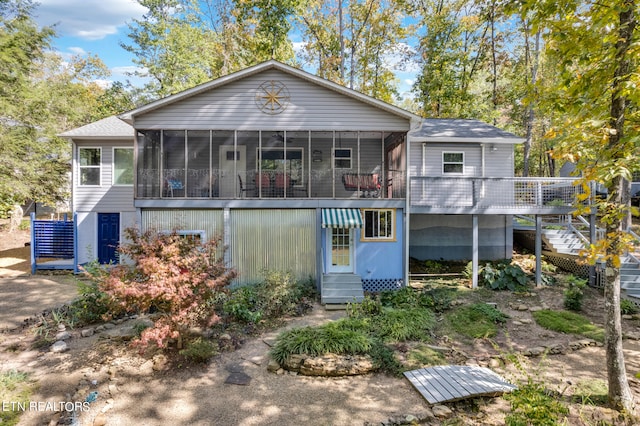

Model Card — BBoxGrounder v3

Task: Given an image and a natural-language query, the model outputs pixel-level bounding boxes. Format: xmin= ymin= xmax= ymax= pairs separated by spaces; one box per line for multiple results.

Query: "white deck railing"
xmin=410 ymin=177 xmax=594 ymax=210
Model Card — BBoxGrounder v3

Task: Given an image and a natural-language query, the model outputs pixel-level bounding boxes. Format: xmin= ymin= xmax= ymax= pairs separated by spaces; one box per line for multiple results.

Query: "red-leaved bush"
xmin=99 ymin=228 xmax=236 ymax=352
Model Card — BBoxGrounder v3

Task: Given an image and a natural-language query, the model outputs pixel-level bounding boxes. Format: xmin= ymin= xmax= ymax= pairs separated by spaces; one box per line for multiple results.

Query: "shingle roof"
xmin=410 ymin=119 xmax=524 ymax=144
xmin=59 ymin=115 xmax=133 ymax=139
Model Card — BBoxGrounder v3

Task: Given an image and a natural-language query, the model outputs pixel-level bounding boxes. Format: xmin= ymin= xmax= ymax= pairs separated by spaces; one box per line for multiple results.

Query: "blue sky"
xmin=33 ymin=0 xmax=417 ymax=97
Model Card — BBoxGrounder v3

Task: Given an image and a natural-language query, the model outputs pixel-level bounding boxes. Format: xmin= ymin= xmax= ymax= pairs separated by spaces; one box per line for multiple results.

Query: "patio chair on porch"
xmin=164 ymin=178 xmax=184 ymax=197
xmin=238 ymin=174 xmax=255 ymax=198
xmin=256 ymin=172 xmax=272 ymax=197
xmin=342 ymin=173 xmax=381 ymax=198
xmin=274 ymin=172 xmax=292 ymax=197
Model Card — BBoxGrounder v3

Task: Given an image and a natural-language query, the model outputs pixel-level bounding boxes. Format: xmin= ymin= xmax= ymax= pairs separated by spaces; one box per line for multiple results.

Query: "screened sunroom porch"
xmin=135 ymin=129 xmax=407 ymax=200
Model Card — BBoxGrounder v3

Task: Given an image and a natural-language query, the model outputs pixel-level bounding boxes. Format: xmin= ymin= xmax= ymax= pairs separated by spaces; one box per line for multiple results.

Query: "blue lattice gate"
xmin=30 ymin=212 xmax=78 ymax=274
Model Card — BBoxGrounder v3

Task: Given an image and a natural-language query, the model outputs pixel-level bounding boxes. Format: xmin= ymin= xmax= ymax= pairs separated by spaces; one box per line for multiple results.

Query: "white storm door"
xmin=219 ymin=145 xmax=246 ymax=197
xmin=327 ymin=228 xmax=354 ymax=273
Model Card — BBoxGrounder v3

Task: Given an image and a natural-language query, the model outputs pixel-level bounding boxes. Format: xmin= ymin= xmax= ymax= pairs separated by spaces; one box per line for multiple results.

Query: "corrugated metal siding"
xmin=134 ymin=70 xmax=410 ymax=131
xmin=73 ymin=140 xmax=135 ymax=212
xmin=230 ymin=209 xmax=316 ymax=284
xmin=141 ymin=209 xmax=224 ymax=243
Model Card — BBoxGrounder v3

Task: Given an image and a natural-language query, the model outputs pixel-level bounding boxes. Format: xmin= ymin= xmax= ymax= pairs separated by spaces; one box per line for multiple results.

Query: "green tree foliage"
xmin=234 ymin=0 xmax=302 ymax=62
xmin=521 ymin=0 xmax=639 ymax=414
xmin=122 ymin=0 xmax=219 ymax=98
xmin=298 ymin=0 xmax=408 ymax=103
xmin=0 ymin=1 xmax=112 ymax=212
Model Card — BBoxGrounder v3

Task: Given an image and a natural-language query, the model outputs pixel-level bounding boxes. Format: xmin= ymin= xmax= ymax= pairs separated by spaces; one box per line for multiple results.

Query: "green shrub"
xmin=269 ymin=322 xmax=373 ymax=365
xmin=368 ymin=341 xmax=403 ymax=376
xmin=420 ymin=288 xmax=455 ymax=312
xmin=374 ymin=308 xmax=435 ymax=342
xmin=258 ymin=270 xmax=316 ymax=318
xmin=563 ymin=275 xmax=587 ymax=311
xmin=532 ymin=309 xmax=604 ymax=342
xmin=447 ymin=303 xmax=509 ymax=338
xmin=379 ymin=287 xmax=419 ymax=308
xmin=223 ymin=286 xmax=262 ymax=323
xmin=620 ymin=299 xmax=639 ymax=315
xmin=505 ymin=378 xmax=569 ymax=426
xmin=346 ymin=294 xmax=383 ymax=318
xmin=378 ymin=287 xmax=455 ymax=312
xmin=179 ymin=338 xmax=218 ymax=363
xmin=222 ymin=271 xmax=316 ymax=324
xmin=480 ymin=262 xmax=530 ymax=291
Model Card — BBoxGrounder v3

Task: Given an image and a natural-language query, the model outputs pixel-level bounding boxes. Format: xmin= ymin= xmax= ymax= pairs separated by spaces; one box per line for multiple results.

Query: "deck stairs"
xmin=541 ymin=228 xmax=587 ymax=256
xmin=321 ymin=273 xmax=365 ymax=305
xmin=620 ymin=255 xmax=640 ymax=305
xmin=537 ymin=221 xmax=640 ymax=306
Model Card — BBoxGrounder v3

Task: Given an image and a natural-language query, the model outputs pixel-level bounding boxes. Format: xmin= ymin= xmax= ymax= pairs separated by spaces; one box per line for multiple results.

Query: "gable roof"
xmin=410 ymin=119 xmax=524 ymax=144
xmin=59 ymin=115 xmax=133 ymax=140
xmin=119 ymin=60 xmax=421 ymax=125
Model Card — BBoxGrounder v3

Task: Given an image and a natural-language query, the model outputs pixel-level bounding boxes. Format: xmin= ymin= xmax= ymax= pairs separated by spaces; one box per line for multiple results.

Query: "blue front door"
xmin=98 ymin=213 xmax=120 ymax=264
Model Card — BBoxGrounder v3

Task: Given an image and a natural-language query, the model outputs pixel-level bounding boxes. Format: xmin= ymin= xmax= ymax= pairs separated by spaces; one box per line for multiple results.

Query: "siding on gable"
xmin=133 ymin=70 xmax=410 ymax=131
xmin=73 ymin=140 xmax=135 ymax=213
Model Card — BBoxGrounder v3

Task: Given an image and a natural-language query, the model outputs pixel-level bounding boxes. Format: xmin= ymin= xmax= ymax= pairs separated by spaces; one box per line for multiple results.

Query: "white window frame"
xmin=256 ymin=147 xmax=304 ymax=180
xmin=442 ymin=151 xmax=464 ymax=175
xmin=361 ymin=209 xmax=395 ymax=241
xmin=333 ymin=148 xmax=352 ymax=169
xmin=161 ymin=230 xmax=207 ymax=244
xmin=78 ymin=147 xmax=102 ymax=186
xmin=113 ymin=147 xmax=134 ymax=186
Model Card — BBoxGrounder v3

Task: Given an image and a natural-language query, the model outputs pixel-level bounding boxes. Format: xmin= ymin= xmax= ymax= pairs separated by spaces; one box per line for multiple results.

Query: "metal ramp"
xmin=404 ymin=365 xmax=517 ymax=404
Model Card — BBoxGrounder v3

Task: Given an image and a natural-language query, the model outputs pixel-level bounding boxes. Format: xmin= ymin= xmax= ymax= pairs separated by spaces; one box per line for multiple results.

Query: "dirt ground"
xmin=2 ymin=225 xmax=640 ymax=425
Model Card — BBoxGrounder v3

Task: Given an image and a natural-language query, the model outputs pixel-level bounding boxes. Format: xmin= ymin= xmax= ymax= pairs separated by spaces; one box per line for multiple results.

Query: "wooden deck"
xmin=404 ymin=365 xmax=517 ymax=404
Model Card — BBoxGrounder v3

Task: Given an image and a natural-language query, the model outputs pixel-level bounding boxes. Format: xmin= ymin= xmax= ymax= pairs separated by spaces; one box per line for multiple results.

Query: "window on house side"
xmin=114 ymin=148 xmax=134 ymax=185
xmin=362 ymin=209 xmax=394 ymax=240
xmin=334 ymin=148 xmax=352 ymax=169
xmin=79 ymin=147 xmax=101 ymax=186
xmin=442 ymin=152 xmax=464 ymax=174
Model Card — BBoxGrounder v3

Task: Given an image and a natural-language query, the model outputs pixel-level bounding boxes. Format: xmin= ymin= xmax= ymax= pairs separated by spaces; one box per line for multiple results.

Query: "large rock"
xmin=282 ymin=353 xmax=376 ymax=376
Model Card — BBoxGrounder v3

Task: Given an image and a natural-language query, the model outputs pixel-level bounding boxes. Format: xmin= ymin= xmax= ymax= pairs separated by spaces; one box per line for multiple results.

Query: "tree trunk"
xmin=605 ymin=178 xmax=635 ymax=414
xmin=604 ymin=0 xmax=636 ymax=415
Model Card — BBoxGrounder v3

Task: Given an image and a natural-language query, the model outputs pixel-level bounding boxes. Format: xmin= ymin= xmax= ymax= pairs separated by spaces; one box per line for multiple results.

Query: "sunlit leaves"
xmin=100 ymin=228 xmax=236 ymax=352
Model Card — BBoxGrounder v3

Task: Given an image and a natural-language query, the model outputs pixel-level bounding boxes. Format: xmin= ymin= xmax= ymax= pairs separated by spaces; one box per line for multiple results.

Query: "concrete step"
xmin=322 ymin=273 xmax=362 ymax=284
xmin=322 ymin=274 xmax=364 ymax=305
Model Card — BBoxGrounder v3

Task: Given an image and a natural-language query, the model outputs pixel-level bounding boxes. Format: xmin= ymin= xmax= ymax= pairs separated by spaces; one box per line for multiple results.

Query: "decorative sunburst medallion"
xmin=255 ymin=80 xmax=290 ymax=115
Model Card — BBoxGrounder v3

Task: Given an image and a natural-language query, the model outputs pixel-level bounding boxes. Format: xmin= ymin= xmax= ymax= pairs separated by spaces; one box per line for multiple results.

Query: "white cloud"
xmin=67 ymin=46 xmax=87 ymax=56
xmin=112 ymin=65 xmax=142 ymax=77
xmin=34 ymin=0 xmax=147 ymax=40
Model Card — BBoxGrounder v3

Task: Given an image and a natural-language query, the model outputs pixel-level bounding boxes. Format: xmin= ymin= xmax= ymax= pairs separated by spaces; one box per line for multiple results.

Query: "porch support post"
xmin=223 ymin=208 xmax=231 ymax=268
xmin=589 ymin=211 xmax=597 ymax=286
xmin=472 ymin=214 xmax=478 ymax=288
xmin=535 ymin=214 xmax=542 ymax=286
xmin=316 ymin=208 xmax=323 ymax=293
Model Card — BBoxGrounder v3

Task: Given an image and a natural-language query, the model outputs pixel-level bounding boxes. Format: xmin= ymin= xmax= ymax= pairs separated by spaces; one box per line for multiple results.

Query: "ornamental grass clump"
xmin=98 ymin=228 xmax=236 ymax=352
xmin=269 ymin=322 xmax=373 ymax=365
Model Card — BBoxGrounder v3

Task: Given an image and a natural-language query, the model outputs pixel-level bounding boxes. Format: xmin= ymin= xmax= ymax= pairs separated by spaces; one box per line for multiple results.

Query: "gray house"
xmin=61 ymin=60 xmax=586 ymax=299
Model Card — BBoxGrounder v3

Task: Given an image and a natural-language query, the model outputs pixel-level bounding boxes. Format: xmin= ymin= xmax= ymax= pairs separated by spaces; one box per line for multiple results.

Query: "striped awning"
xmin=321 ymin=208 xmax=363 ymax=229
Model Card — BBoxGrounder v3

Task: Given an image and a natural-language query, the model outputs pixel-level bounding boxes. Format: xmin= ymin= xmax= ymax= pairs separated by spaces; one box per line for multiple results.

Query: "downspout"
xmin=405 ymin=133 xmax=410 ymax=287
